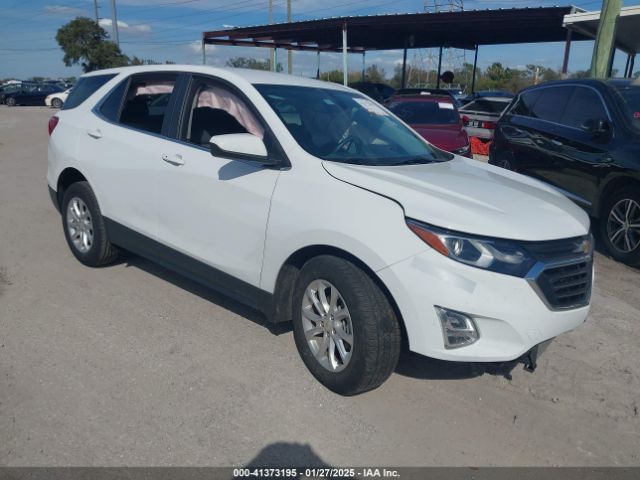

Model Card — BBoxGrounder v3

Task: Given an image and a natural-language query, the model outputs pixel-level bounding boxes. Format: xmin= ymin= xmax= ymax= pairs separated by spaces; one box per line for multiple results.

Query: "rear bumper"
xmin=377 ymin=248 xmax=590 ymax=362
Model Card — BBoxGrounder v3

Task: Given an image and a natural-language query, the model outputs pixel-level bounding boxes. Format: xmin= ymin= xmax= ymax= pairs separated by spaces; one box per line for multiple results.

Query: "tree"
xmin=56 ymin=17 xmax=129 ymax=72
xmin=365 ymin=64 xmax=386 ymax=83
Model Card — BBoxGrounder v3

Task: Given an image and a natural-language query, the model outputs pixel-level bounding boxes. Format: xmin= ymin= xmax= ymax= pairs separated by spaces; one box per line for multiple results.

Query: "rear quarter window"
xmin=62 ymin=74 xmax=117 ymax=110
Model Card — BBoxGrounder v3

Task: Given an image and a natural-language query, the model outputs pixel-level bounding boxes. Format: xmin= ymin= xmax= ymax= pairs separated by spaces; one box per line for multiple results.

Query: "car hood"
xmin=412 ymin=124 xmax=468 ymax=152
xmin=322 ymin=157 xmax=590 ymax=241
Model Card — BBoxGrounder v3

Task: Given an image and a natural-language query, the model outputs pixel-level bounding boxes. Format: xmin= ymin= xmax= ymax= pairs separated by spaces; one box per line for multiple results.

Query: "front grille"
xmin=525 ymin=235 xmax=593 ymax=310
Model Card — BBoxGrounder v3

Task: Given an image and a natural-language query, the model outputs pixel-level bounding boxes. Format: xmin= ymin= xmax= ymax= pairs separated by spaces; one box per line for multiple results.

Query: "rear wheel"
xmin=599 ymin=187 xmax=640 ymax=266
xmin=61 ymin=181 xmax=119 ymax=267
xmin=51 ymin=97 xmax=63 ymax=109
xmin=292 ymin=255 xmax=401 ymax=395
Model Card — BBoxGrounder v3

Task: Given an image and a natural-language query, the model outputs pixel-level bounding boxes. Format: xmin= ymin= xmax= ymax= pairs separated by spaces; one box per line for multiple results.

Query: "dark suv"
xmin=490 ymin=78 xmax=640 ymax=266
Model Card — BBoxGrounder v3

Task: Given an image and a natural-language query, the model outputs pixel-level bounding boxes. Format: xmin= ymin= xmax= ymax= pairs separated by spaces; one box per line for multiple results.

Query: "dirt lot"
xmin=0 ymin=107 xmax=639 ymax=467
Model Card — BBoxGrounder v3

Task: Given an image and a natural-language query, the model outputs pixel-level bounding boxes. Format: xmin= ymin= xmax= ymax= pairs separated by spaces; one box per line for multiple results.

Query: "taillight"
xmin=461 ymin=115 xmax=469 ymax=126
xmin=481 ymin=121 xmax=496 ymax=129
xmin=48 ymin=116 xmax=59 ymax=136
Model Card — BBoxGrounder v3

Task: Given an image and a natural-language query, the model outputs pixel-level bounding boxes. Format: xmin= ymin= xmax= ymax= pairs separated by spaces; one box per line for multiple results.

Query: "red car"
xmin=387 ymin=94 xmax=471 ymax=157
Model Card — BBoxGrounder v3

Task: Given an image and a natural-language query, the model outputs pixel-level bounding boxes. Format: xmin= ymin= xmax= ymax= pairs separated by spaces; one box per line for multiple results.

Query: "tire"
xmin=292 ymin=255 xmax=401 ymax=395
xmin=599 ymin=186 xmax=640 ymax=266
xmin=61 ymin=181 xmax=119 ymax=267
xmin=51 ymin=98 xmax=63 ymax=109
xmin=6 ymin=97 xmax=16 ymax=107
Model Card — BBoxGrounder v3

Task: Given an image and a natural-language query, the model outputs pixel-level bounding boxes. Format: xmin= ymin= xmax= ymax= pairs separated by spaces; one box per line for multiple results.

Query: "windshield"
xmin=613 ymin=83 xmax=640 ymax=131
xmin=256 ymin=84 xmax=452 ymax=166
xmin=388 ymin=100 xmax=460 ymax=125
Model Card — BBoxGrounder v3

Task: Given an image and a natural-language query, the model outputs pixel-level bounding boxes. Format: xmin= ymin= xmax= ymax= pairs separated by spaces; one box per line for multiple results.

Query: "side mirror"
xmin=581 ymin=118 xmax=612 ymax=142
xmin=209 ymin=133 xmax=277 ymax=165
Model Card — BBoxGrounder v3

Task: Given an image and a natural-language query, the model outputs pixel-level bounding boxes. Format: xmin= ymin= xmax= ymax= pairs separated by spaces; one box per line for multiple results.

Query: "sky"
xmin=0 ymin=0 xmax=638 ymax=81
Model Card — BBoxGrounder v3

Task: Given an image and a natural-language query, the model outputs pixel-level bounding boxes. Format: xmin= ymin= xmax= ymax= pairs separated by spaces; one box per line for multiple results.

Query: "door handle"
xmin=161 ymin=153 xmax=185 ymax=166
xmin=86 ymin=128 xmax=102 ymax=139
xmin=550 ymin=139 xmax=563 ymax=146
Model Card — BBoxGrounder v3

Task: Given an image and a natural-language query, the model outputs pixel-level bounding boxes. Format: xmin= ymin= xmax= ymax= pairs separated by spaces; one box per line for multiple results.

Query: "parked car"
xmin=459 ymin=97 xmax=512 ymax=139
xmin=490 ymin=78 xmax=640 ymax=266
xmin=47 ymin=66 xmax=593 ymax=395
xmin=461 ymin=90 xmax=514 ymax=105
xmin=0 ymin=82 xmax=27 ymax=104
xmin=387 ymin=94 xmax=470 ymax=156
xmin=348 ymin=82 xmax=395 ymax=103
xmin=388 ymin=88 xmax=461 ymax=107
xmin=46 ymin=88 xmax=71 ymax=109
xmin=5 ymin=84 xmax=64 ymax=106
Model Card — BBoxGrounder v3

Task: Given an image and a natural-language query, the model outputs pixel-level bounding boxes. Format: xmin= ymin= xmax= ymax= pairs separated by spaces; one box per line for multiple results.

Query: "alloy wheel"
xmin=607 ymin=198 xmax=640 ymax=253
xmin=301 ymin=279 xmax=354 ymax=372
xmin=66 ymin=197 xmax=94 ymax=253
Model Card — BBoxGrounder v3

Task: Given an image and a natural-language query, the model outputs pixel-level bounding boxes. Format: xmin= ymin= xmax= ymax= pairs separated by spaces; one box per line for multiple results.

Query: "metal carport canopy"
xmin=202 ymin=6 xmax=589 ymax=52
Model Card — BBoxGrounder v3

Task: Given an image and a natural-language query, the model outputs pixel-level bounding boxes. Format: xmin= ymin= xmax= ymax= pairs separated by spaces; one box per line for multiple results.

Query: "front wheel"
xmin=6 ymin=97 xmax=16 ymax=107
xmin=292 ymin=255 xmax=401 ymax=395
xmin=599 ymin=187 xmax=640 ymax=266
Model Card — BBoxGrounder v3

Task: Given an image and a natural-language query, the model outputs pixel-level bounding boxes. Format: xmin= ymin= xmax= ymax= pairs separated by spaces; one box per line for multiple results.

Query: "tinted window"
xmin=180 ymin=77 xmax=264 ymax=147
xmin=389 ymin=100 xmax=459 ymax=125
xmin=257 ymin=84 xmax=451 ymax=166
xmin=530 ymin=86 xmax=573 ymax=123
xmin=62 ymin=74 xmax=116 ymax=110
xmin=511 ymin=90 xmax=542 ymax=117
xmin=560 ymin=87 xmax=608 ymax=129
xmin=119 ymin=74 xmax=177 ymax=134
xmin=99 ymin=79 xmax=128 ymax=122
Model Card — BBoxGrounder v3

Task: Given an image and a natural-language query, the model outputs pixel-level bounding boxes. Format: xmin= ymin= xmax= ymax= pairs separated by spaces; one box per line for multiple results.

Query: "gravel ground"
xmin=0 ymin=107 xmax=639 ymax=467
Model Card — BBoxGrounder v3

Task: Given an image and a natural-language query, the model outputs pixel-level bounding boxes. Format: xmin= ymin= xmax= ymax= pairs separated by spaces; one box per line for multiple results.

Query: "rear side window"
xmin=62 ymin=74 xmax=116 ymax=110
xmin=561 ymin=87 xmax=608 ymax=129
xmin=511 ymin=90 xmax=542 ymax=117
xmin=530 ymin=86 xmax=573 ymax=123
xmin=119 ymin=74 xmax=178 ymax=134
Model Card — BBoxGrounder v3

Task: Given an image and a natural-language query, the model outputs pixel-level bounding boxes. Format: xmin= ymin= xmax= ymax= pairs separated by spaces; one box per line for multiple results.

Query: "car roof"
xmin=82 ymin=64 xmax=351 ymax=92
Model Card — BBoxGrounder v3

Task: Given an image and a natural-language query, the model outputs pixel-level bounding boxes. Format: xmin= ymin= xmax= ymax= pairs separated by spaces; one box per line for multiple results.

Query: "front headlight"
xmin=407 ymin=219 xmax=536 ymax=277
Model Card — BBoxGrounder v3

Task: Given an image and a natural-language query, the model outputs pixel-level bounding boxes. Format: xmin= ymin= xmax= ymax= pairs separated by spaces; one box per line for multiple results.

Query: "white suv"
xmin=47 ymin=65 xmax=593 ymax=395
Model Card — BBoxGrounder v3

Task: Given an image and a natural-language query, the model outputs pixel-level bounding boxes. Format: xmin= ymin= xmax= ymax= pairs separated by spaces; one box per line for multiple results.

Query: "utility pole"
xmin=93 ymin=0 xmax=99 ymax=23
xmin=287 ymin=0 xmax=292 ymax=74
xmin=110 ymin=0 xmax=119 ymax=46
xmin=269 ymin=0 xmax=275 ymax=72
xmin=590 ymin=0 xmax=622 ymax=78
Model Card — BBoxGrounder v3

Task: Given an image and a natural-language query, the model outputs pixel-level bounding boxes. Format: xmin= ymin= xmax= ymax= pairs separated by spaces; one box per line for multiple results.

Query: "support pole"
xmin=436 ymin=46 xmax=443 ymax=88
xmin=361 ymin=51 xmax=365 ymax=82
xmin=561 ymin=30 xmax=572 ymax=78
xmin=630 ymin=54 xmax=636 ymax=77
xmin=93 ymin=0 xmax=99 ymax=22
xmin=607 ymin=47 xmax=616 ymax=78
xmin=590 ymin=0 xmax=622 ymax=78
xmin=624 ymin=53 xmax=631 ymax=77
xmin=109 ymin=0 xmax=119 ymax=46
xmin=342 ymin=23 xmax=348 ymax=86
xmin=471 ymin=45 xmax=478 ymax=94
xmin=202 ymin=39 xmax=206 ymax=65
xmin=287 ymin=0 xmax=292 ymax=74
xmin=111 ymin=0 xmax=120 ymax=46
xmin=269 ymin=0 xmax=275 ymax=72
xmin=401 ymin=45 xmax=408 ymax=89
xmin=316 ymin=50 xmax=321 ymax=79
xmin=274 ymin=48 xmax=278 ymax=73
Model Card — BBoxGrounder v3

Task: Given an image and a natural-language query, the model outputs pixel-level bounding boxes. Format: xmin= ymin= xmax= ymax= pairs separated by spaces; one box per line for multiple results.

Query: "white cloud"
xmin=43 ymin=5 xmax=85 ymax=15
xmin=99 ymin=18 xmax=152 ymax=35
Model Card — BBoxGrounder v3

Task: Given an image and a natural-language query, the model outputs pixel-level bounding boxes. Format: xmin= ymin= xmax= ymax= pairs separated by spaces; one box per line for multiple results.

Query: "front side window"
xmin=388 ymin=100 xmax=460 ymax=125
xmin=560 ymin=87 xmax=608 ymax=129
xmin=62 ymin=74 xmax=116 ymax=110
xmin=256 ymin=84 xmax=451 ymax=166
xmin=181 ymin=78 xmax=264 ymax=147
xmin=119 ymin=74 xmax=177 ymax=134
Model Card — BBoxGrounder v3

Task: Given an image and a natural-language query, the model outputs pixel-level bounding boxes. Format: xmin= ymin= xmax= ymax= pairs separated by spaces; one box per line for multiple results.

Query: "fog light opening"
xmin=435 ymin=306 xmax=479 ymax=349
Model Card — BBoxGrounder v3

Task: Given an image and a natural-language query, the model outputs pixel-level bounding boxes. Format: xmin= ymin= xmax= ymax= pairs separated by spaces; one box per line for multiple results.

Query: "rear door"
xmin=78 ymin=72 xmax=183 ymax=239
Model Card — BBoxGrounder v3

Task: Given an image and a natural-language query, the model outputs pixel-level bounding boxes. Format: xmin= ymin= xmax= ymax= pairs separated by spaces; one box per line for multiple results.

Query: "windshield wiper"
xmin=391 ymin=157 xmax=435 ymax=166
